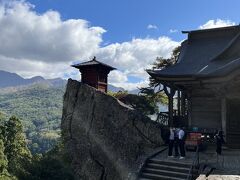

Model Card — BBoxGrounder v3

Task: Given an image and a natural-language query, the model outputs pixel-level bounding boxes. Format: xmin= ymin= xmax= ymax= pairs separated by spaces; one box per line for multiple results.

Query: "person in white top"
xmin=174 ymin=128 xmax=180 ymax=157
xmin=168 ymin=127 xmax=175 ymax=157
xmin=178 ymin=127 xmax=186 ymax=159
xmin=179 ymin=129 xmax=185 ymax=140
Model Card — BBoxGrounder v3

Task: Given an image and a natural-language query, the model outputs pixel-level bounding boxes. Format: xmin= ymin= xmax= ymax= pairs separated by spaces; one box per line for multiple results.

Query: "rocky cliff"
xmin=61 ymin=79 xmax=163 ymax=180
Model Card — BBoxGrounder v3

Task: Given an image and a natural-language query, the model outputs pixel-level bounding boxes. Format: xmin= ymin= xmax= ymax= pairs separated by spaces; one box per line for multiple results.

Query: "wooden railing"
xmin=156 ymin=112 xmax=187 ymax=127
xmin=156 ymin=112 xmax=169 ymax=126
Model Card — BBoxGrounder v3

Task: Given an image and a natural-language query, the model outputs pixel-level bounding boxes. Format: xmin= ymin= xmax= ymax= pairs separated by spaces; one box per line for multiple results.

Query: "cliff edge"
xmin=61 ymin=79 xmax=163 ymax=180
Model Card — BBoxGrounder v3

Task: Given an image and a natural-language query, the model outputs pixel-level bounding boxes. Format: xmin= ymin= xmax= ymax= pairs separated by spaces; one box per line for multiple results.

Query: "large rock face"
xmin=61 ymin=79 xmax=163 ymax=180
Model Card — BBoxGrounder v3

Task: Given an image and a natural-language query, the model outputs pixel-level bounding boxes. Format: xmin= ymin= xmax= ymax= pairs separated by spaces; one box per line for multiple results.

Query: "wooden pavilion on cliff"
xmin=72 ymin=57 xmax=116 ymax=93
xmin=147 ymin=25 xmax=240 ymax=148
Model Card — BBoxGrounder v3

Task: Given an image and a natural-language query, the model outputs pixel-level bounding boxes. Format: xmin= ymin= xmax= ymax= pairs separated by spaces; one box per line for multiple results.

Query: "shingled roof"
xmin=72 ymin=57 xmax=116 ymax=71
xmin=147 ymin=25 xmax=240 ymax=81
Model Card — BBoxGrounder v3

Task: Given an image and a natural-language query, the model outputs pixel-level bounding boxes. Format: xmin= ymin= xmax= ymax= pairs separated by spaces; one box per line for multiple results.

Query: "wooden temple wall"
xmin=189 ymin=88 xmax=221 ymax=129
xmin=224 ymin=79 xmax=240 ymax=147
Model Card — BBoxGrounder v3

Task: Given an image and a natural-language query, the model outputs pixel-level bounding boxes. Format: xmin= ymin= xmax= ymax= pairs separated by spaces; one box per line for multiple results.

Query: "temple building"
xmin=147 ymin=25 xmax=240 ymax=148
xmin=72 ymin=57 xmax=116 ymax=93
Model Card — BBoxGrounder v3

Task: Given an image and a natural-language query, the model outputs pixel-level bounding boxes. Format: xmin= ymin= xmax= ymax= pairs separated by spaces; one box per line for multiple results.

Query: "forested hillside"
xmin=0 ymin=84 xmax=64 ymax=154
xmin=0 ymin=71 xmax=131 ymax=154
xmin=0 ymin=114 xmax=74 ymax=179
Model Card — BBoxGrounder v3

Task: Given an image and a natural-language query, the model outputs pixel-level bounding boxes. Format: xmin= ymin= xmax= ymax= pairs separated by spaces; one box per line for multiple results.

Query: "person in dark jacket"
xmin=215 ymin=130 xmax=225 ymax=155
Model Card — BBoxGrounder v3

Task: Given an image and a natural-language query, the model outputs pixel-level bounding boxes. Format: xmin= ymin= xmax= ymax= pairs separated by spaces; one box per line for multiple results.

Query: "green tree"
xmin=0 ymin=113 xmax=4 ymax=121
xmin=109 ymin=91 xmax=166 ymax=115
xmin=149 ymin=46 xmax=181 ymax=87
xmin=0 ymin=140 xmax=8 ymax=175
xmin=23 ymin=142 xmax=74 ymax=180
xmin=146 ymin=46 xmax=181 ymax=125
xmin=0 ymin=86 xmax=64 ymax=154
xmin=0 ymin=114 xmax=16 ymax=179
xmin=4 ymin=116 xmax=32 ymax=177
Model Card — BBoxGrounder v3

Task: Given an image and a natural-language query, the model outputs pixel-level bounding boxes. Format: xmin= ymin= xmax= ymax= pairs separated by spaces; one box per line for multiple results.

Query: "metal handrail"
xmin=187 ymin=145 xmax=200 ymax=180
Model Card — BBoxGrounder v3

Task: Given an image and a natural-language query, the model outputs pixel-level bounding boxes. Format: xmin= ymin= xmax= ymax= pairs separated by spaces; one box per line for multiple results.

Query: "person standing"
xmin=168 ymin=127 xmax=175 ymax=157
xmin=215 ymin=130 xmax=225 ymax=167
xmin=174 ymin=128 xmax=180 ymax=157
xmin=178 ymin=127 xmax=186 ymax=159
xmin=215 ymin=130 xmax=225 ymax=155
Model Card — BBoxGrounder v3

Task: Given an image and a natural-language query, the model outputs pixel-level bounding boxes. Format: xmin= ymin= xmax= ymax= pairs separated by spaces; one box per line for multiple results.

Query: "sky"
xmin=0 ymin=0 xmax=239 ymax=90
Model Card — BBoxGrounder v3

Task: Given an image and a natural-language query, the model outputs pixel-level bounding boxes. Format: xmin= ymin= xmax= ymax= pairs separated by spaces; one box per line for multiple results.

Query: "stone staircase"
xmin=138 ymin=158 xmax=199 ymax=180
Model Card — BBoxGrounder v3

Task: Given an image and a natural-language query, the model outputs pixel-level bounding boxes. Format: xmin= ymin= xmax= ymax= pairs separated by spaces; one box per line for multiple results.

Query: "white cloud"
xmin=97 ymin=37 xmax=179 ymax=85
xmin=0 ymin=0 xmax=105 ymax=63
xmin=108 ymin=70 xmax=128 ymax=83
xmin=0 ymin=54 xmax=72 ymax=79
xmin=199 ymin=19 xmax=236 ymax=29
xmin=147 ymin=24 xmax=158 ymax=30
xmin=169 ymin=29 xmax=178 ymax=33
xmin=111 ymin=79 xmax=149 ymax=91
xmin=0 ymin=1 xmax=180 ymax=90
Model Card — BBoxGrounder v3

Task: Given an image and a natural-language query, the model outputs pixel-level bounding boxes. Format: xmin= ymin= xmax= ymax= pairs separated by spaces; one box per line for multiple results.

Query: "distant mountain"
xmin=108 ymin=84 xmax=141 ymax=94
xmin=0 ymin=70 xmax=27 ymax=88
xmin=48 ymin=78 xmax=67 ymax=87
xmin=129 ymin=88 xmax=140 ymax=94
xmin=0 ymin=70 xmax=67 ymax=89
xmin=108 ymin=84 xmax=125 ymax=92
xmin=0 ymin=70 xmax=126 ymax=93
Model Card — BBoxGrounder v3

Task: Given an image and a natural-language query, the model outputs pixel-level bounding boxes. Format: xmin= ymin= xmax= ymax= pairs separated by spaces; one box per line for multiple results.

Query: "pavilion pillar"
xmin=169 ymin=95 xmax=174 ymax=127
xmin=164 ymin=85 xmax=175 ymax=127
xmin=181 ymin=92 xmax=186 ymax=117
xmin=221 ymin=98 xmax=227 ymax=141
xmin=177 ymin=90 xmax=181 ymax=116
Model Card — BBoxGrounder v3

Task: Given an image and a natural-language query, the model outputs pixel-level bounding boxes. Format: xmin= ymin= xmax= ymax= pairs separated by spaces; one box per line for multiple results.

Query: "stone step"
xmin=146 ymin=162 xmax=190 ymax=174
xmin=227 ymin=134 xmax=240 ymax=138
xmin=148 ymin=158 xmax=192 ymax=168
xmin=227 ymin=139 xmax=240 ymax=141
xmin=141 ymin=172 xmax=186 ymax=180
xmin=226 ymin=144 xmax=240 ymax=149
xmin=143 ymin=168 xmax=188 ymax=179
xmin=227 ymin=140 xmax=240 ymax=143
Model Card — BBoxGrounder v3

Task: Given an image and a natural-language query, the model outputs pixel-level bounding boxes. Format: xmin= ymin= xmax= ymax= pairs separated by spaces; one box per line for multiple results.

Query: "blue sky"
xmin=0 ymin=0 xmax=239 ymax=90
xmin=27 ymin=0 xmax=240 ymax=42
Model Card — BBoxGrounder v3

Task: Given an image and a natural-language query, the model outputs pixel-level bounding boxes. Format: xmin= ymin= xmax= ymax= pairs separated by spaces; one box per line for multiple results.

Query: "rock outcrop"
xmin=61 ymin=79 xmax=163 ymax=180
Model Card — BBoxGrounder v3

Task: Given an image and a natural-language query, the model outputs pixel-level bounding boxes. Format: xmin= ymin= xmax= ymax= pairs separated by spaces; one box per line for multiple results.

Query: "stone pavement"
xmin=197 ymin=147 xmax=240 ymax=179
xmin=197 ymin=174 xmax=240 ymax=180
xmin=200 ymin=146 xmax=240 ymax=173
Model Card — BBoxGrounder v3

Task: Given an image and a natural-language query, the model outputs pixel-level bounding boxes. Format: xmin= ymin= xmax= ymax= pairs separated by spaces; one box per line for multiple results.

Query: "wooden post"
xmin=181 ymin=92 xmax=186 ymax=116
xmin=177 ymin=90 xmax=181 ymax=116
xmin=221 ymin=98 xmax=227 ymax=142
xmin=169 ymin=95 xmax=173 ymax=127
xmin=164 ymin=85 xmax=175 ymax=127
xmin=188 ymin=95 xmax=192 ymax=127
